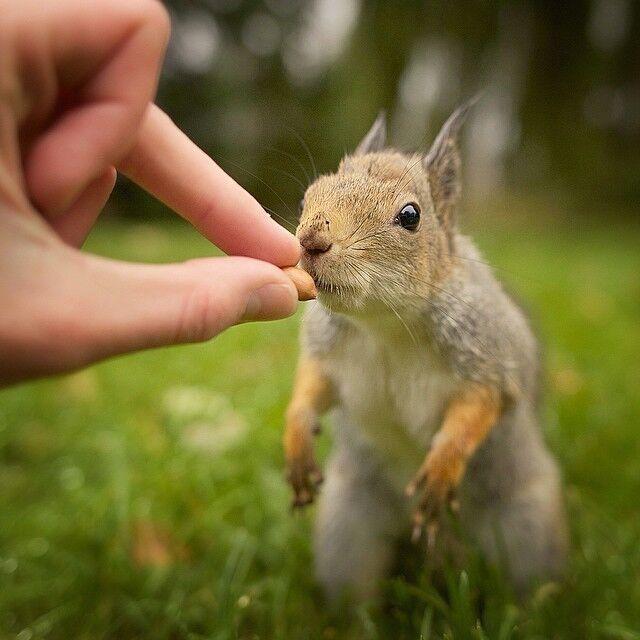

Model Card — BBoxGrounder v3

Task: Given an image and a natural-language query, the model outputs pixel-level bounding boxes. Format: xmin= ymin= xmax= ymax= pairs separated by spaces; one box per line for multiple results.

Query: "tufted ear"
xmin=354 ymin=111 xmax=386 ymax=155
xmin=424 ymin=99 xmax=475 ymax=229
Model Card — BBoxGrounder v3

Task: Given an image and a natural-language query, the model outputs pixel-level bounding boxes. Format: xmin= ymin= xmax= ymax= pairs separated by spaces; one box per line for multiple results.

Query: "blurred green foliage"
xmin=1 ymin=212 xmax=639 ymax=638
xmin=115 ymin=0 xmax=640 ymax=223
xmin=3 ymin=2 xmax=640 ymax=637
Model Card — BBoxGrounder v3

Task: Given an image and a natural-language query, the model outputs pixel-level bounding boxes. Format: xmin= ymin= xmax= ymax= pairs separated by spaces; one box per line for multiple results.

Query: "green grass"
xmin=1 ymin=212 xmax=639 ymax=639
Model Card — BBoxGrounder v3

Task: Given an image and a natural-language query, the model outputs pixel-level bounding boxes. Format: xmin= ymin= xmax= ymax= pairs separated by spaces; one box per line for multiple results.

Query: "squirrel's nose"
xmin=299 ymin=230 xmax=332 ymax=256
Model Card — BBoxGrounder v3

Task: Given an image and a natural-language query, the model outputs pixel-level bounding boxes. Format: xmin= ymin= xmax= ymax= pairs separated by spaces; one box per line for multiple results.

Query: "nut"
xmin=283 ymin=266 xmax=317 ymax=301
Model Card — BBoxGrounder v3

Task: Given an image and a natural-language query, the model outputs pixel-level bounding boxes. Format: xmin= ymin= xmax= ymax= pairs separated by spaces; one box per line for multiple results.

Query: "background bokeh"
xmin=1 ymin=1 xmax=640 ymax=639
xmin=116 ymin=0 xmax=640 ymax=223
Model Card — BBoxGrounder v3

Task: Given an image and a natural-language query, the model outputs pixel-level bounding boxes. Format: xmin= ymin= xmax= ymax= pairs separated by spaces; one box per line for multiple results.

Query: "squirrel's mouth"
xmin=314 ymin=276 xmax=357 ymax=298
xmin=300 ymin=258 xmax=361 ymax=304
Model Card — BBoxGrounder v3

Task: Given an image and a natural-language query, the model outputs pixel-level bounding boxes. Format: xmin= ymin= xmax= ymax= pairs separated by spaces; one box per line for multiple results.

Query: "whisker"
xmin=264 ymin=165 xmax=307 ymax=192
xmin=340 ymin=213 xmax=370 ymax=245
xmin=382 ymin=296 xmax=418 ymax=347
xmin=218 ymin=156 xmax=297 ymax=220
xmin=261 ymin=203 xmax=298 ymax=232
xmin=394 ymin=167 xmax=423 ymax=200
xmin=284 ymin=126 xmax=318 ymax=180
xmin=391 ymin=155 xmax=423 ymax=201
xmin=264 ymin=145 xmax=311 ymax=185
xmin=423 ymin=295 xmax=520 ymax=394
xmin=345 ymin=232 xmax=543 ymax=287
xmin=343 ymin=261 xmax=370 ymax=293
xmin=380 ymin=261 xmax=520 ymax=354
xmin=345 ymin=230 xmax=389 ymax=250
xmin=391 ymin=155 xmax=417 ymax=192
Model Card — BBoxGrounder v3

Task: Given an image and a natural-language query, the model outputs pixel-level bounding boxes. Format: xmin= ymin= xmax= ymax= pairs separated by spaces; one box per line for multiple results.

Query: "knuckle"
xmin=175 ymin=280 xmax=218 ymax=343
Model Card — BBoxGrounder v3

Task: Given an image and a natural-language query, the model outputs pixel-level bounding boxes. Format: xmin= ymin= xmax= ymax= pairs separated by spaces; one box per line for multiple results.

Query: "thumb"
xmin=78 ymin=254 xmax=298 ymax=362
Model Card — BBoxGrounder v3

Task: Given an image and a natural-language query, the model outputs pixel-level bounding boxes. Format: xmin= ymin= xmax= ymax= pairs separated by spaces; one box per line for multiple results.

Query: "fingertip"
xmin=246 ymin=213 xmax=301 ymax=266
xmin=259 ymin=198 xmax=301 ymax=265
xmin=278 ymin=232 xmax=302 ymax=267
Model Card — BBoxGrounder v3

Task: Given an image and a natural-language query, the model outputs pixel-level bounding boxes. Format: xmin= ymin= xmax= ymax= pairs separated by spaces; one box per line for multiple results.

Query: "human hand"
xmin=0 ymin=0 xmax=301 ymax=385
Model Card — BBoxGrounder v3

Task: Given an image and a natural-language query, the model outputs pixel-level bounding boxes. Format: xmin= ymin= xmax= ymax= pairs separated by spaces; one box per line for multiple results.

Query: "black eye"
xmin=395 ymin=203 xmax=420 ymax=231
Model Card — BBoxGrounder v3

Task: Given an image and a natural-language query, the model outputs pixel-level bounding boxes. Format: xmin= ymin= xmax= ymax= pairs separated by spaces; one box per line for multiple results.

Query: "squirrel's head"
xmin=297 ymin=103 xmax=471 ymax=316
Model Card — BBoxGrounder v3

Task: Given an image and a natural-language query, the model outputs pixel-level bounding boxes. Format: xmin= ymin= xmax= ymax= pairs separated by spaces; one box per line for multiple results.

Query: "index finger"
xmin=118 ymin=105 xmax=301 ymax=267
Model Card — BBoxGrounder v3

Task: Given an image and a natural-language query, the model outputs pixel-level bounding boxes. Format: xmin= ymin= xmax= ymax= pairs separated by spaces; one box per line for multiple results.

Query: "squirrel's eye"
xmin=395 ymin=203 xmax=420 ymax=231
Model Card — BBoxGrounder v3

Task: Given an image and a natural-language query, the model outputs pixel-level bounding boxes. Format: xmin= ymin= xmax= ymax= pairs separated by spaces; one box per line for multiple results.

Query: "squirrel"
xmin=283 ymin=103 xmax=568 ymax=603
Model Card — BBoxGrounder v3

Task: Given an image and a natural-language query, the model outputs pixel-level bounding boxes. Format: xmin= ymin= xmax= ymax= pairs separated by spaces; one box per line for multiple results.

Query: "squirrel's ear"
xmin=424 ymin=99 xmax=475 ymax=227
xmin=354 ymin=112 xmax=386 ymax=154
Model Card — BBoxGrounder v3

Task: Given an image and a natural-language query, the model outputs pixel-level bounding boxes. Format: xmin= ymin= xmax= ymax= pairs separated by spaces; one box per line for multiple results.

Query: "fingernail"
xmin=242 ymin=283 xmax=297 ymax=322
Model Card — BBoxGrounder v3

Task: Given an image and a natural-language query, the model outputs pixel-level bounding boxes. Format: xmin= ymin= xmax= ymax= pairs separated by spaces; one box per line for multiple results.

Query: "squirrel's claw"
xmin=409 ymin=484 xmax=457 ymax=546
xmin=405 ymin=469 xmax=426 ymax=498
xmin=284 ymin=409 xmax=324 ymax=511
xmin=406 ymin=458 xmax=460 ymax=545
xmin=291 ymin=488 xmax=313 ymax=510
xmin=411 ymin=518 xmax=440 ymax=549
xmin=287 ymin=458 xmax=323 ymax=510
xmin=308 ymin=467 xmax=324 ymax=486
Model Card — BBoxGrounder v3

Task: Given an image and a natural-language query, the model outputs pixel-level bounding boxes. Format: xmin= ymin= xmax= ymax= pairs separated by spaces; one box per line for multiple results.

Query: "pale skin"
xmin=0 ymin=0 xmax=302 ymax=386
xmin=285 ymin=357 xmax=501 ymax=539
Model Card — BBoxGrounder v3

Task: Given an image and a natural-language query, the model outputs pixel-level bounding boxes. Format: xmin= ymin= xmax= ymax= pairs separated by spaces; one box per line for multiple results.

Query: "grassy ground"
xmin=1 ymin=210 xmax=639 ymax=639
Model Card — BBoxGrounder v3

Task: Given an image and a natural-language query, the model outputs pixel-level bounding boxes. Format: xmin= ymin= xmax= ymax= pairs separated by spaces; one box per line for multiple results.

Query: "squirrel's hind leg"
xmin=314 ymin=445 xmax=405 ymax=605
xmin=469 ymin=463 xmax=568 ymax=595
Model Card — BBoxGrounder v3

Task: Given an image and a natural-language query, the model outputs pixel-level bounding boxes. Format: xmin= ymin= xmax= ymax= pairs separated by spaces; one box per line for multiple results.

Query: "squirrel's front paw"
xmin=405 ymin=438 xmax=465 ymax=546
xmin=284 ymin=411 xmax=323 ymax=509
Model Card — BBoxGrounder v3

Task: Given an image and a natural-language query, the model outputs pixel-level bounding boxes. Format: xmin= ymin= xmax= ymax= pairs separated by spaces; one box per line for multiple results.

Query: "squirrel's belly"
xmin=325 ymin=336 xmax=460 ymax=482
